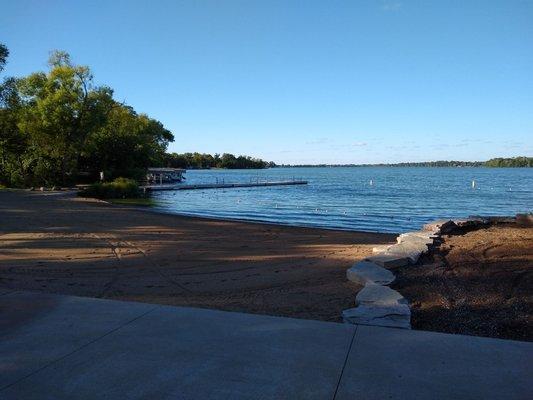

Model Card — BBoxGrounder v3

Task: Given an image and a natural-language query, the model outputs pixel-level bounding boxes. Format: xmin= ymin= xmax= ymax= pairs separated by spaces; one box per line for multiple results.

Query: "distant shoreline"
xmin=276 ymin=156 xmax=532 ymax=168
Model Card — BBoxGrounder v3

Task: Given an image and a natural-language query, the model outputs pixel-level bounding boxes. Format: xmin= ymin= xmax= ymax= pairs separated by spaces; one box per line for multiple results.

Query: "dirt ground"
xmin=0 ymin=190 xmax=395 ymax=322
xmin=393 ymin=223 xmax=533 ymax=341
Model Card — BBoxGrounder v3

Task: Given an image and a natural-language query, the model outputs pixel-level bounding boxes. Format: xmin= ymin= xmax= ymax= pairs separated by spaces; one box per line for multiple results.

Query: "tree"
xmin=0 ymin=43 xmax=8 ymax=73
xmin=13 ymin=51 xmax=115 ymax=184
xmin=0 ymin=50 xmax=174 ymax=186
xmin=80 ymin=104 xmax=174 ymax=180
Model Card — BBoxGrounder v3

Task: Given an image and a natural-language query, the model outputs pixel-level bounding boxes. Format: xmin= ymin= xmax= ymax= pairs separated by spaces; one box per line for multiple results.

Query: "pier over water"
xmin=141 ymin=179 xmax=308 ymax=192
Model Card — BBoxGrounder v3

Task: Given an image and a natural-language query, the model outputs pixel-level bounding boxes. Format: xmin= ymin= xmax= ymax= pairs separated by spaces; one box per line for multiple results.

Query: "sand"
xmin=0 ymin=190 xmax=395 ymax=322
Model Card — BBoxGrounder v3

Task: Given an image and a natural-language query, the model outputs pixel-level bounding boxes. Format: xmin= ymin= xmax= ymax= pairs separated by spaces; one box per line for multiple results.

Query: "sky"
xmin=1 ymin=0 xmax=532 ymax=164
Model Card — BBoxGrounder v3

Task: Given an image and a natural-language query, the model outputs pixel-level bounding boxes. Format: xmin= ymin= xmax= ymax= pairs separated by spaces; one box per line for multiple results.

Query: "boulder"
xmin=382 ymin=241 xmax=429 ymax=264
xmin=422 ymin=219 xmax=457 ymax=234
xmin=398 ymin=230 xmax=438 ymax=240
xmin=516 ymin=213 xmax=533 ymax=227
xmin=342 ymin=304 xmax=411 ymax=329
xmin=397 ymin=234 xmax=434 ymax=247
xmin=372 ymin=244 xmax=393 ymax=254
xmin=364 ymin=254 xmax=409 ymax=268
xmin=346 ymin=261 xmax=395 ymax=286
xmin=355 ymin=284 xmax=408 ymax=307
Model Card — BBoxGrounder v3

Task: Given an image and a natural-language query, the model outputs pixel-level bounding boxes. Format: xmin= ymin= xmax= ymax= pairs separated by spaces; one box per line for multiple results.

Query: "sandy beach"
xmin=0 ymin=190 xmax=395 ymax=322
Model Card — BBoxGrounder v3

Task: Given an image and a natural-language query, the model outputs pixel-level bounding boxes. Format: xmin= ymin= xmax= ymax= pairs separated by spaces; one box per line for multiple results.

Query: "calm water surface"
xmin=150 ymin=167 xmax=532 ymax=233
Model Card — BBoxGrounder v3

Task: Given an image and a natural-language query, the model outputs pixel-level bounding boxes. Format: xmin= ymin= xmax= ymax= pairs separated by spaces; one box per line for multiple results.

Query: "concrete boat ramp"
xmin=141 ymin=180 xmax=308 ymax=191
xmin=1 ymin=291 xmax=531 ymax=399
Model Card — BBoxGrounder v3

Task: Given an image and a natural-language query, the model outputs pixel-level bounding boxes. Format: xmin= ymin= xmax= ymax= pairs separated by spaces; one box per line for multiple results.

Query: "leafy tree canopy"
xmin=0 ymin=48 xmax=174 ymax=186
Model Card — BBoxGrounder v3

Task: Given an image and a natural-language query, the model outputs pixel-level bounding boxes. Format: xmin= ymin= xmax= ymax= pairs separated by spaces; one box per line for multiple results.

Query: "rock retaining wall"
xmin=342 ymin=215 xmax=523 ymax=329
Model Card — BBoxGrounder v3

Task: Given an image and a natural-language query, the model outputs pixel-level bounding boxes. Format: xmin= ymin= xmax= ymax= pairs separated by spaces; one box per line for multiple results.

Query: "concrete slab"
xmin=2 ymin=292 xmax=532 ymax=400
xmin=1 ymin=297 xmax=355 ymax=400
xmin=336 ymin=325 xmax=533 ymax=400
xmin=0 ymin=291 xmax=156 ymax=389
xmin=346 ymin=261 xmax=395 ymax=285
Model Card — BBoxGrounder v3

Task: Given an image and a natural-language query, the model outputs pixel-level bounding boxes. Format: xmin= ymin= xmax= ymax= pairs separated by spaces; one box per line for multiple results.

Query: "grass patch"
xmin=108 ymin=198 xmax=157 ymax=207
xmin=79 ymin=177 xmax=140 ymax=199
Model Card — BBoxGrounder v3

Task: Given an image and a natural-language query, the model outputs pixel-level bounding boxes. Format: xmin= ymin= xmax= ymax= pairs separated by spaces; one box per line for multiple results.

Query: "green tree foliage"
xmin=164 ymin=152 xmax=274 ymax=169
xmin=484 ymin=157 xmax=533 ymax=168
xmin=0 ymin=44 xmax=8 ymax=73
xmin=80 ymin=105 xmax=173 ymax=181
xmin=0 ymin=48 xmax=173 ymax=186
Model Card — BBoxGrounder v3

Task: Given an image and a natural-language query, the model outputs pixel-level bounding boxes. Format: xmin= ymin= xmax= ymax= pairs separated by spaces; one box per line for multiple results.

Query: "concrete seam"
xmin=332 ymin=325 xmax=358 ymax=400
xmin=0 ymin=305 xmax=160 ymax=392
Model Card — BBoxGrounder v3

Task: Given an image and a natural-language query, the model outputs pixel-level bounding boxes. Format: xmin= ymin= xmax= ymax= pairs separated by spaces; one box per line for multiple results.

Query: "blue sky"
xmin=1 ymin=0 xmax=532 ymax=164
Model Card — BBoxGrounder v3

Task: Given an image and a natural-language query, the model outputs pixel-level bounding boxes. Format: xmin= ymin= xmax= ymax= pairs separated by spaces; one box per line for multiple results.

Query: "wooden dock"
xmin=140 ymin=180 xmax=308 ymax=192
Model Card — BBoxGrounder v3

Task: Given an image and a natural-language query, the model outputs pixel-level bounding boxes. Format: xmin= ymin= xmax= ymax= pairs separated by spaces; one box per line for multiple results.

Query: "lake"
xmin=150 ymin=167 xmax=533 ymax=233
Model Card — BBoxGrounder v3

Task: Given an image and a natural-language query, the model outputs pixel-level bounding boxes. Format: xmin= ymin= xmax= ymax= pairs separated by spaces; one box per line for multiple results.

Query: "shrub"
xmin=79 ymin=177 xmax=141 ymax=199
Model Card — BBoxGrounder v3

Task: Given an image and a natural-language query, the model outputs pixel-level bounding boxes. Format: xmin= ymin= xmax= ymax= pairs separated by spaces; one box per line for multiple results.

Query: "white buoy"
xmin=472 ymin=180 xmax=476 ymax=189
xmin=369 ymin=179 xmax=374 ymax=186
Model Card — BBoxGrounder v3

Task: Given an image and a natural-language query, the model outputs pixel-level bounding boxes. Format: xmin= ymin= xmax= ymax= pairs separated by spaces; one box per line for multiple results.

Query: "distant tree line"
xmin=0 ymin=45 xmax=272 ymax=187
xmin=164 ymin=152 xmax=275 ymax=169
xmin=484 ymin=157 xmax=533 ymax=168
xmin=279 ymin=157 xmax=532 ymax=168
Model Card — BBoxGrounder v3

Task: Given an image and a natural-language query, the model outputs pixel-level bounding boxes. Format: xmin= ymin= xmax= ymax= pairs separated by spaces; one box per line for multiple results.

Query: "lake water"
xmin=150 ymin=167 xmax=533 ymax=233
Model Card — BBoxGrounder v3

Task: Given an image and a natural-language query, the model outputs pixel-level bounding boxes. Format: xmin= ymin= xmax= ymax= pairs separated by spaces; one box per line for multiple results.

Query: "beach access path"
xmin=1 ymin=290 xmax=531 ymax=399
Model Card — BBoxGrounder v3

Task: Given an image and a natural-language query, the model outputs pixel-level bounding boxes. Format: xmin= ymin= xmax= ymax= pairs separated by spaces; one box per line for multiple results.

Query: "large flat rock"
xmin=382 ymin=241 xmax=429 ymax=264
xmin=364 ymin=254 xmax=409 ymax=268
xmin=342 ymin=304 xmax=411 ymax=329
xmin=397 ymin=231 xmax=437 ymax=246
xmin=346 ymin=261 xmax=395 ymax=285
xmin=372 ymin=244 xmax=393 ymax=254
xmin=355 ymin=284 xmax=408 ymax=307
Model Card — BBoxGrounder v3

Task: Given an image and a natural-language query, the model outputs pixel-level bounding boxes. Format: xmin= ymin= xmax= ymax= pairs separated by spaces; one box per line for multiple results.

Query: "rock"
xmin=516 ymin=213 xmax=533 ymax=227
xmin=365 ymin=254 xmax=409 ymax=268
xmin=342 ymin=304 xmax=411 ymax=329
xmin=397 ymin=234 xmax=434 ymax=247
xmin=469 ymin=215 xmax=514 ymax=224
xmin=423 ymin=219 xmax=457 ymax=234
xmin=468 ymin=216 xmax=490 ymax=225
xmin=382 ymin=241 xmax=429 ymax=264
xmin=355 ymin=284 xmax=408 ymax=307
xmin=398 ymin=230 xmax=438 ymax=241
xmin=346 ymin=261 xmax=395 ymax=286
xmin=372 ymin=244 xmax=393 ymax=254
